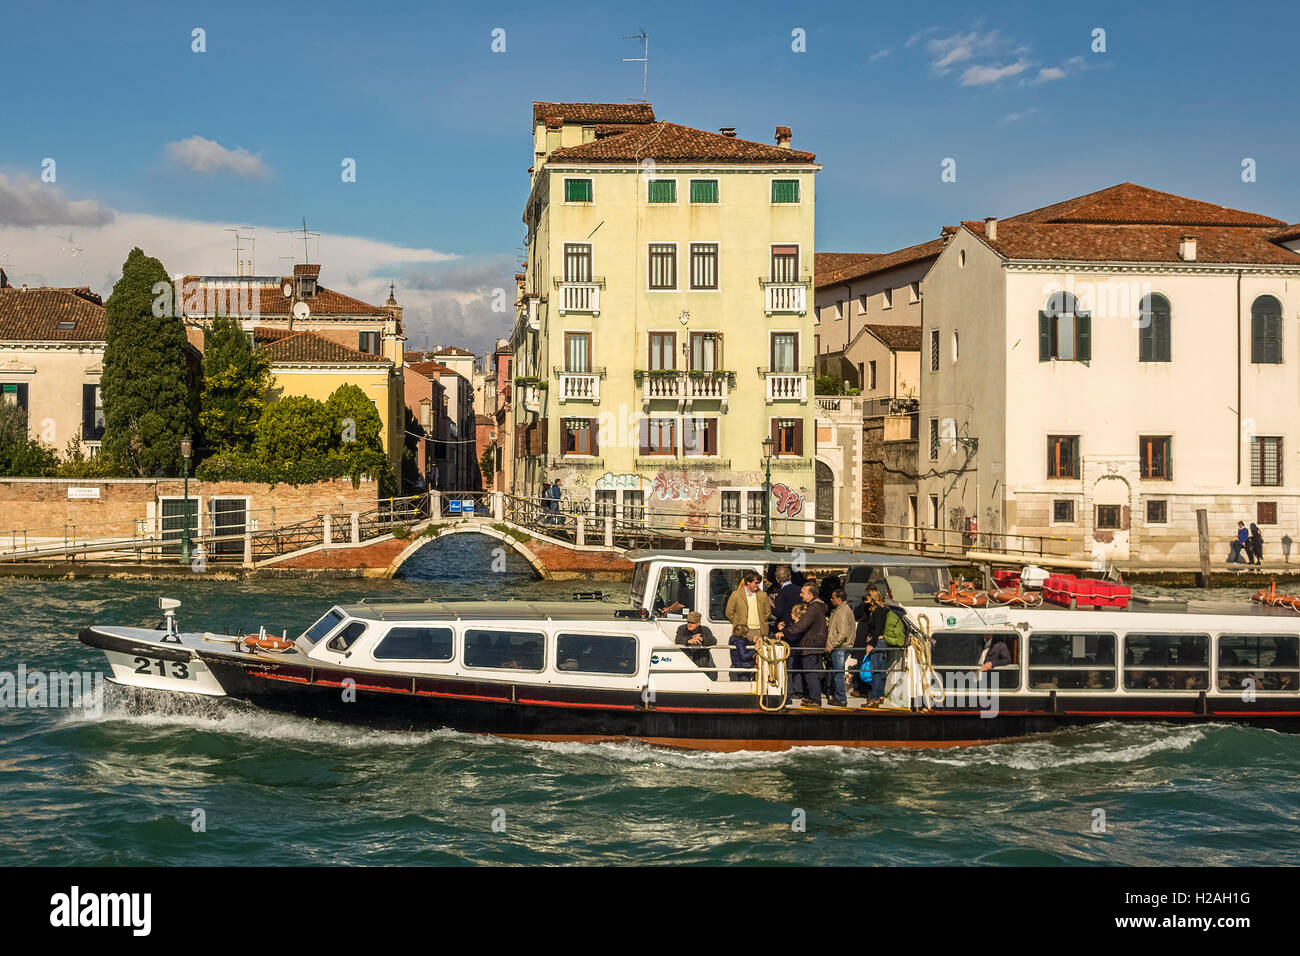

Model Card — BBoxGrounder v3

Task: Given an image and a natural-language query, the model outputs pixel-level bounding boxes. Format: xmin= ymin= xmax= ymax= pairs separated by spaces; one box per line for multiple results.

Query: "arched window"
xmin=1039 ymin=291 xmax=1091 ymax=362
xmin=1138 ymin=294 xmax=1171 ymax=362
xmin=1252 ymin=295 xmax=1283 ymax=364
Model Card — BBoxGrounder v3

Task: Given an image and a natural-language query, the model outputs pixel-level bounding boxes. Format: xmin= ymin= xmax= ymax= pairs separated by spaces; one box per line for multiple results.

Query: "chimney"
xmin=1179 ymin=235 xmax=1198 ymax=261
xmin=775 ymin=126 xmax=792 ymax=148
xmin=719 ymin=127 xmax=736 ymax=138
xmin=984 ymin=217 xmax=998 ymax=242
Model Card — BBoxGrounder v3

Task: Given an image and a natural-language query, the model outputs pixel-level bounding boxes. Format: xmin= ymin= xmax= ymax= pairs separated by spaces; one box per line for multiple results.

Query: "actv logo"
xmin=49 ymin=886 xmax=151 ymax=937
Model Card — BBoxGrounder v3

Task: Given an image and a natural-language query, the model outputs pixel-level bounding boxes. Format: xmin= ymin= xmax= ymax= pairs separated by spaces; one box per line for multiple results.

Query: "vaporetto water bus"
xmin=79 ymin=549 xmax=1300 ymax=750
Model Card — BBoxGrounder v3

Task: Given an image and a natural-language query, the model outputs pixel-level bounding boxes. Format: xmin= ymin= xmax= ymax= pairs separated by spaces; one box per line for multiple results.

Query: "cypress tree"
xmin=101 ymin=248 xmax=194 ymax=476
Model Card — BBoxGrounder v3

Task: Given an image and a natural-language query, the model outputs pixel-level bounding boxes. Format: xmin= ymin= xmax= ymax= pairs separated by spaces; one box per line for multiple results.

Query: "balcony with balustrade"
xmin=760 ymin=276 xmax=810 ymax=316
xmin=760 ymin=366 xmax=811 ymax=403
xmin=553 ymin=276 xmax=604 ymax=316
xmin=554 ymin=366 xmax=604 ymax=404
xmin=635 ymin=370 xmax=733 ymax=412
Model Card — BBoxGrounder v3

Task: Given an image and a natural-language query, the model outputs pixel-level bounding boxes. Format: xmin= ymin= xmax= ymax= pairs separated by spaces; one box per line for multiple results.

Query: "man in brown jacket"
xmin=725 ymin=571 xmax=771 ymax=681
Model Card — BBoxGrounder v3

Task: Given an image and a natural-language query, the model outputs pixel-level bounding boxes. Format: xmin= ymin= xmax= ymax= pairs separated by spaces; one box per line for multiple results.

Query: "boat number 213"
xmin=133 ymin=656 xmax=190 ymax=679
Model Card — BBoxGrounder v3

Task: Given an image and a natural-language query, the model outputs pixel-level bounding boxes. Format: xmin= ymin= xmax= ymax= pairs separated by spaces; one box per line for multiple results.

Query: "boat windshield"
xmin=300 ymin=609 xmax=344 ymax=645
xmin=631 ymin=562 xmax=651 ymax=612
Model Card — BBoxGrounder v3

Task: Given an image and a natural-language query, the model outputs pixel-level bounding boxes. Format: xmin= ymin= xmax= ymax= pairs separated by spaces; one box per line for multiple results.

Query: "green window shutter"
xmin=1076 ymin=312 xmax=1092 ymax=361
xmin=565 ymin=179 xmax=592 ymax=202
xmin=771 ymin=180 xmax=799 ymax=203
xmin=648 ymin=180 xmax=675 ymax=203
xmin=690 ymin=179 xmax=717 ymax=203
xmin=1165 ymin=439 xmax=1172 ymax=481
xmin=1038 ymin=311 xmax=1052 ymax=361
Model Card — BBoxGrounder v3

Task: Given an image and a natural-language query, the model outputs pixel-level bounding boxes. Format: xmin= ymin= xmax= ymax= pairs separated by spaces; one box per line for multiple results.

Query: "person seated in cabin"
xmin=1033 ymin=672 xmax=1060 ymax=690
xmin=1085 ymin=670 xmax=1108 ymax=690
xmin=978 ymin=633 xmax=1011 ymax=679
xmin=1273 ymin=637 xmax=1299 ymax=668
xmin=674 ymin=611 xmax=718 ymax=681
xmin=656 ymin=569 xmax=696 ymax=616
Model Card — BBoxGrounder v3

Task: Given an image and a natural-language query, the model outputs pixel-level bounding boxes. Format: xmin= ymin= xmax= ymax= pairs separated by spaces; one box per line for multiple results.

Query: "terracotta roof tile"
xmin=1006 ymin=182 xmax=1285 ymax=227
xmin=814 ymin=253 xmax=879 ymax=285
xmin=532 ymin=102 xmax=656 ymax=124
xmin=546 ymin=122 xmax=816 ymax=165
xmin=0 ymin=287 xmax=106 ymax=342
xmin=1272 ymin=223 xmax=1300 ymax=244
xmin=964 ymin=220 xmax=1300 ymax=265
xmin=814 ymin=237 xmax=946 ymax=288
xmin=863 ymin=324 xmax=922 ymax=350
xmin=407 ymin=360 xmax=462 ymax=379
xmin=258 ymin=331 xmax=389 ymax=364
xmin=292 ymin=264 xmax=322 ymax=277
xmin=178 ymin=277 xmax=391 ymax=317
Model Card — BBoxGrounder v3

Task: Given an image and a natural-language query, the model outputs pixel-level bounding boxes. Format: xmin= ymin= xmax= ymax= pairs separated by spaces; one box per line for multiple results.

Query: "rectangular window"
xmin=647 ymin=179 xmax=677 ymax=203
xmin=770 ymin=333 xmax=798 ymax=372
xmin=1053 ymin=499 xmax=1076 ymax=523
xmin=555 ymin=633 xmax=637 ymax=675
xmin=1028 ymin=633 xmax=1116 ymax=691
xmin=909 ymin=281 xmax=920 ymax=303
xmin=689 ymin=179 xmax=718 ymax=203
xmin=373 ymin=626 xmax=455 ymax=661
xmin=929 ymin=329 xmax=940 ymax=372
xmin=564 ymin=332 xmax=591 ymax=372
xmin=0 ymin=382 xmax=27 ymax=412
xmin=563 ymin=243 xmax=592 ymax=282
xmin=689 ymin=332 xmax=718 ymax=372
xmin=747 ymin=491 xmax=767 ymax=531
xmin=882 ymin=288 xmax=893 ymax=310
xmin=834 ymin=300 xmax=845 ymax=320
xmin=594 ymin=490 xmax=617 ymax=517
xmin=1146 ymin=500 xmax=1168 ymax=524
xmin=857 ymin=293 xmax=868 ymax=314
xmin=1218 ymin=634 xmax=1300 ymax=692
xmin=770 ymin=245 xmax=799 ymax=282
xmin=683 ymin=417 xmax=719 ymax=456
xmin=1096 ymin=504 xmax=1122 ymax=530
xmin=1251 ymin=436 xmax=1283 ymax=486
xmin=929 ymin=418 xmax=939 ymax=461
xmin=771 ymin=179 xmax=800 ymax=203
xmin=709 ymin=568 xmax=747 ymax=622
xmin=929 ymin=494 xmax=940 ymax=529
xmin=1047 ymin=435 xmax=1080 ymax=479
xmin=623 ymin=490 xmax=645 ymax=522
xmin=1252 ymin=312 xmax=1283 ymax=364
xmin=772 ymin=417 xmax=802 ymax=456
xmin=640 ymin=417 xmax=676 ymax=455
xmin=82 ymin=384 xmax=105 ymax=441
xmin=690 ymin=243 xmax=718 ymax=290
xmin=720 ymin=490 xmax=742 ymax=529
xmin=464 ymin=628 xmax=545 ymax=671
xmin=1039 ymin=307 xmax=1093 ymax=361
xmin=648 ymin=243 xmax=677 ymax=290
xmin=564 ymin=178 xmax=593 ymax=203
xmin=1139 ymin=435 xmax=1172 ymax=480
xmin=648 ymin=332 xmax=676 ymax=370
xmin=867 ymin=361 xmax=876 ymax=390
xmin=1258 ymin=501 xmax=1278 ymax=525
xmin=358 ymin=331 xmax=381 ymax=354
xmin=1123 ymin=633 xmax=1209 ymax=691
xmin=561 ymin=417 xmax=596 ymax=456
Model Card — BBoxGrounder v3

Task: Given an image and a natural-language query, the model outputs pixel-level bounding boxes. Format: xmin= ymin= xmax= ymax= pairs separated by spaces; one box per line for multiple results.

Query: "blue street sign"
xmin=448 ymin=499 xmax=463 ymax=515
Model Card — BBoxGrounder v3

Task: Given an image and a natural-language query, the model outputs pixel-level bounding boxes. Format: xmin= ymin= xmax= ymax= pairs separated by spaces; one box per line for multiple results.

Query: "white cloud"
xmin=0 ymin=173 xmax=114 ymax=227
xmin=869 ymin=48 xmax=891 ymax=61
xmin=960 ymin=59 xmax=1030 ymax=86
xmin=166 ymin=136 xmax=269 ymax=178
xmin=923 ymin=29 xmax=1018 ymax=74
xmin=1032 ymin=66 xmax=1066 ymax=83
xmin=999 ymin=107 xmax=1041 ymax=124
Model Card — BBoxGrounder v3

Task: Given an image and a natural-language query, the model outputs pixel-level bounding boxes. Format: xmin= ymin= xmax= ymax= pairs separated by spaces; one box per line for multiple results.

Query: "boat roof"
xmin=625 ymin=548 xmax=953 ymax=568
xmin=336 ymin=599 xmax=639 ymax=622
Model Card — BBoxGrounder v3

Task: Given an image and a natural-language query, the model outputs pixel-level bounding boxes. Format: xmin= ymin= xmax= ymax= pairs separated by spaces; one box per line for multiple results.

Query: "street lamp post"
xmin=761 ymin=436 xmax=774 ymax=551
xmin=180 ymin=436 xmax=193 ymax=565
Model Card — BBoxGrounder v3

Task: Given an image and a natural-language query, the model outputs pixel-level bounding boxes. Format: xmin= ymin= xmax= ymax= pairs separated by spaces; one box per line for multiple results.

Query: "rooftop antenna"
xmin=226 ymin=226 xmax=255 ymax=276
xmin=622 ymin=30 xmax=649 ymax=102
xmin=278 ymin=218 xmax=320 ymax=265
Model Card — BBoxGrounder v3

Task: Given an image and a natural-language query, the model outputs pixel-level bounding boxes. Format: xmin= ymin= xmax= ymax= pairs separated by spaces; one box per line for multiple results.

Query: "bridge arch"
xmin=385 ymin=521 xmax=547 ymax=580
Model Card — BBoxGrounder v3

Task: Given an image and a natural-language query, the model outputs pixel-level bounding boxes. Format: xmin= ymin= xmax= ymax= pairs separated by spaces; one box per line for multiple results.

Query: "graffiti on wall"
xmin=772 ymin=482 xmax=805 ymax=518
xmin=652 ymin=469 xmax=718 ymax=503
xmin=595 ymin=472 xmax=646 ymax=491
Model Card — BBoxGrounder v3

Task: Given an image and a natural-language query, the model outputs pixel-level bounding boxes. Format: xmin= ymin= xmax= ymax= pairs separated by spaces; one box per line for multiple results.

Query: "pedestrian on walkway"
xmin=1249 ymin=523 xmax=1264 ymax=564
xmin=1237 ymin=521 xmax=1252 ymax=564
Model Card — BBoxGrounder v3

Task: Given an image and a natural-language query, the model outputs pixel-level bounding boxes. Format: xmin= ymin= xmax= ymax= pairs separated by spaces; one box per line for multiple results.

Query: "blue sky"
xmin=2 ymin=0 xmax=1297 ymax=351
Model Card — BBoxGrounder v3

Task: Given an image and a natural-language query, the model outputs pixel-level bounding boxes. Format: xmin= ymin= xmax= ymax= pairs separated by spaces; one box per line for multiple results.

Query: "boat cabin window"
xmin=327 ymin=621 xmax=368 ymax=653
xmin=464 ymin=628 xmax=545 ymax=671
xmin=708 ymin=568 xmax=749 ymax=622
xmin=301 ymin=609 xmax=344 ymax=645
xmin=1123 ymin=633 xmax=1209 ymax=691
xmin=556 ymin=633 xmax=638 ymax=675
xmin=652 ymin=565 xmax=697 ymax=617
xmin=929 ymin=631 xmax=1021 ymax=690
xmin=1219 ymin=634 xmax=1300 ymax=692
xmin=372 ymin=626 xmax=454 ymax=661
xmin=1028 ymin=633 xmax=1116 ymax=690
xmin=631 ymin=562 xmax=651 ymax=610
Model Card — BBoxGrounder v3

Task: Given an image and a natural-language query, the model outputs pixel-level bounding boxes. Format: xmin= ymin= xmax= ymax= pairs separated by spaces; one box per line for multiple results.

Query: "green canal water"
xmin=2 ymin=536 xmax=1299 ymax=865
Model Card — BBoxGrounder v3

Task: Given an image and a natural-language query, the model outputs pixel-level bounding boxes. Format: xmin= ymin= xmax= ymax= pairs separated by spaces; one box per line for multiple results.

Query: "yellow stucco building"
xmin=512 ymin=102 xmax=821 ymax=532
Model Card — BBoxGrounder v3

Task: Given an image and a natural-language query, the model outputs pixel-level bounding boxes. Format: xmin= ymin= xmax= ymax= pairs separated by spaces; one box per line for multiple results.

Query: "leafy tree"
xmin=57 ymin=435 xmax=119 ymax=477
xmin=253 ymin=395 xmax=334 ymax=468
xmin=199 ymin=315 xmax=271 ymax=453
xmin=101 ymin=248 xmax=195 ymax=475
xmin=324 ymin=383 xmax=387 ymax=481
xmin=0 ymin=404 xmax=58 ymax=476
xmin=479 ymin=441 xmax=495 ymax=490
xmin=815 ymin=373 xmax=844 ymax=396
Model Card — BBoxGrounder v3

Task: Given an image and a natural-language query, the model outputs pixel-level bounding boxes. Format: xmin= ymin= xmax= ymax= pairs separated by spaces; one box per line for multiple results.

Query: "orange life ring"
xmin=988 ymin=583 xmax=1043 ymax=607
xmin=1251 ymin=582 xmax=1300 ymax=612
xmin=243 ymin=634 xmax=296 ymax=652
xmin=937 ymin=581 xmax=989 ymax=607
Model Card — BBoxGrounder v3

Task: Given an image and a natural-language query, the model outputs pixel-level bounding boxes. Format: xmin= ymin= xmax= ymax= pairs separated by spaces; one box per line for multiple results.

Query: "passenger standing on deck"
xmin=1249 ymin=523 xmax=1264 ymax=565
xmin=725 ymin=571 xmax=771 ymax=681
xmin=826 ymin=588 xmax=854 ymax=707
xmin=771 ymin=565 xmax=800 ymax=635
xmin=786 ymin=582 xmax=828 ymax=706
xmin=860 ymin=586 xmax=892 ymax=706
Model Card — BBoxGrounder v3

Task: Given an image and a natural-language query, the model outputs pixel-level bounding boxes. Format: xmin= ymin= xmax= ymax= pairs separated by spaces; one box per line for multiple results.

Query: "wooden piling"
xmin=1196 ymin=508 xmax=1212 ymax=588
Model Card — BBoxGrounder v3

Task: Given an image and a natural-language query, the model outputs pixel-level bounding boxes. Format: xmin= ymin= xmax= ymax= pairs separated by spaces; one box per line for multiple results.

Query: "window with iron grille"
xmin=1139 ymin=436 xmax=1172 ymax=480
xmin=648 ymin=244 xmax=677 ymax=290
xmin=746 ymin=491 xmax=767 ymax=530
xmin=1251 ymin=436 xmax=1283 ymax=486
xmin=594 ymin=490 xmax=617 ymax=517
xmin=1053 ymin=499 xmax=1076 ymax=523
xmin=1146 ymin=500 xmax=1168 ymax=524
xmin=647 ymin=179 xmax=676 ymax=203
xmin=564 ymin=178 xmax=592 ymax=202
xmin=623 ymin=490 xmax=645 ymax=522
xmin=564 ymin=243 xmax=592 ymax=282
xmin=930 ymin=329 xmax=940 ymax=372
xmin=690 ymin=243 xmax=718 ymax=290
xmin=771 ymin=179 xmax=800 ymax=203
xmin=1258 ymin=501 xmax=1278 ymax=525
xmin=689 ymin=179 xmax=718 ymax=203
xmin=929 ymin=417 xmax=939 ymax=461
xmin=1096 ymin=505 xmax=1122 ymax=530
xmin=1047 ymin=435 xmax=1080 ymax=479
